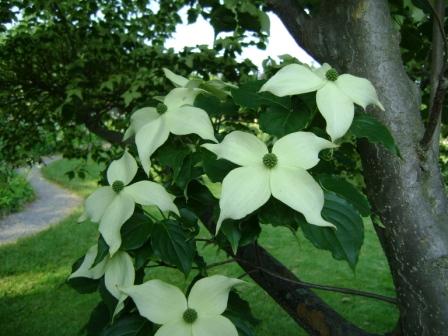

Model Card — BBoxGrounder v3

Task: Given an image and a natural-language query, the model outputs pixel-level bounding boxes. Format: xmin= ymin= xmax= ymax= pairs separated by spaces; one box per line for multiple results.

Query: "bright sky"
xmin=165 ymin=8 xmax=316 ymax=69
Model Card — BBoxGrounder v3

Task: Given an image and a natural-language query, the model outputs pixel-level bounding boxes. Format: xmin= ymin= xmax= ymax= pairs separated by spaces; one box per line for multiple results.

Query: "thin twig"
xmin=235 ymin=257 xmax=397 ymax=305
xmin=206 ymin=259 xmax=236 ymax=268
xmin=421 ymin=0 xmax=447 ymax=149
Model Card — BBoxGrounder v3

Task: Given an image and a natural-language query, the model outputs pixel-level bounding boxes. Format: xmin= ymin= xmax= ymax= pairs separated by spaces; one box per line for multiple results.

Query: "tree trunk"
xmin=270 ymin=0 xmax=448 ymax=334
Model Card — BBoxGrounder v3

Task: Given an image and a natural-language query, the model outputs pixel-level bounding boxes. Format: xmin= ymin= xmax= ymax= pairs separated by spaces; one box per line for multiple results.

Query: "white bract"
xmin=203 ymin=131 xmax=336 ymax=232
xmin=121 ymin=275 xmax=244 ymax=336
xmin=260 ymin=63 xmax=385 ymax=141
xmin=69 ymin=244 xmax=134 ymax=315
xmin=80 ymin=151 xmax=179 ymax=255
xmin=163 ymin=68 xmax=190 ymax=87
xmin=124 ymin=87 xmax=217 ymax=175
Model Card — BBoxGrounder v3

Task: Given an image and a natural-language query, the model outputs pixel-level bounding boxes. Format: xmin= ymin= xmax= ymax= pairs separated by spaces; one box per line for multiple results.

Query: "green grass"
xmin=0 ymin=159 xmax=399 ymax=335
xmin=41 ymin=157 xmax=105 ymax=197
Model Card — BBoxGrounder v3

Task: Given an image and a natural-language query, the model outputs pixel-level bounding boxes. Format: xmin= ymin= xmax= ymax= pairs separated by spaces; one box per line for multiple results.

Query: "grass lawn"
xmin=0 ymin=158 xmax=399 ymax=335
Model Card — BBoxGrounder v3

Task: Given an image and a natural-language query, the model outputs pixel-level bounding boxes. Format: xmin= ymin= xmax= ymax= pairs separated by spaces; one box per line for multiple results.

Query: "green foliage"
xmin=0 ymin=0 xmax=266 ymax=166
xmin=299 ymin=192 xmax=365 ymax=269
xmin=223 ymin=292 xmax=260 ymax=336
xmin=151 ymin=219 xmax=196 ymax=275
xmin=120 ymin=213 xmax=153 ymax=251
xmin=0 ymin=164 xmax=34 ymax=217
xmin=350 ymin=113 xmax=400 ymax=156
xmin=99 ymin=314 xmax=154 ymax=336
xmin=318 ymin=174 xmax=371 ymax=217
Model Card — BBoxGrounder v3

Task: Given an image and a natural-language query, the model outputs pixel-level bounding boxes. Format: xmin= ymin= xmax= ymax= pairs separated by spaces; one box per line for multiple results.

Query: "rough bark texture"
xmin=270 ymin=0 xmax=448 ymax=334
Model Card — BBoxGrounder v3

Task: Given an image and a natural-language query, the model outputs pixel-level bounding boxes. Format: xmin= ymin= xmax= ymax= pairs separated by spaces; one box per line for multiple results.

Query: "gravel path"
xmin=0 ymin=158 xmax=82 ymax=245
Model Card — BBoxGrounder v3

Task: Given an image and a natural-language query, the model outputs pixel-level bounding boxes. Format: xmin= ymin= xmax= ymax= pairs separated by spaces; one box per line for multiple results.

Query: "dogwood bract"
xmin=79 ymin=151 xmax=179 ymax=254
xmin=163 ymin=68 xmax=190 ymax=87
xmin=69 ymin=244 xmax=134 ymax=315
xmin=121 ymin=275 xmax=244 ymax=336
xmin=259 ymin=63 xmax=385 ymax=141
xmin=203 ymin=131 xmax=336 ymax=232
xmin=124 ymin=87 xmax=217 ymax=175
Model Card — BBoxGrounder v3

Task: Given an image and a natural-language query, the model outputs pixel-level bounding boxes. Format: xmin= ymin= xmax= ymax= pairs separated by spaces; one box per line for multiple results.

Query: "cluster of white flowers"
xmin=70 ymin=63 xmax=383 ymax=335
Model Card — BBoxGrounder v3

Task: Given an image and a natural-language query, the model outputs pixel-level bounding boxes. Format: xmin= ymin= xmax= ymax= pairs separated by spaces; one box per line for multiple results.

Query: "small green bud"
xmin=112 ymin=180 xmax=124 ymax=193
xmin=156 ymin=103 xmax=168 ymax=114
xmin=263 ymin=153 xmax=278 ymax=169
xmin=182 ymin=308 xmax=198 ymax=324
xmin=325 ymin=68 xmax=339 ymax=81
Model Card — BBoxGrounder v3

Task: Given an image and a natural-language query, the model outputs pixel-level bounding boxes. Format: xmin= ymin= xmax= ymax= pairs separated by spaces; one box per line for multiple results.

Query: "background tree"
xmin=1 ymin=0 xmax=447 ymax=335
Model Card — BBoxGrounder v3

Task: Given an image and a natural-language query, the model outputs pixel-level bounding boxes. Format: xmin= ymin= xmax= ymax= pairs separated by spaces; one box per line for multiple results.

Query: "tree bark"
xmin=270 ymin=0 xmax=448 ymax=334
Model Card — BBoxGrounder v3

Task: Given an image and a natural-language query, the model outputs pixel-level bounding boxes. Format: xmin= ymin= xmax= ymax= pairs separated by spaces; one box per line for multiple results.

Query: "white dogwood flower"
xmin=80 ymin=151 xmax=179 ymax=255
xmin=163 ymin=68 xmax=190 ymax=87
xmin=259 ymin=63 xmax=385 ymax=141
xmin=121 ymin=275 xmax=244 ymax=336
xmin=124 ymin=87 xmax=217 ymax=175
xmin=69 ymin=244 xmax=134 ymax=316
xmin=203 ymin=131 xmax=336 ymax=232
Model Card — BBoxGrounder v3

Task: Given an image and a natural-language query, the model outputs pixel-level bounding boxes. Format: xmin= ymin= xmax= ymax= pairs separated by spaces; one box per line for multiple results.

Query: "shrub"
xmin=0 ymin=163 xmax=35 ymax=217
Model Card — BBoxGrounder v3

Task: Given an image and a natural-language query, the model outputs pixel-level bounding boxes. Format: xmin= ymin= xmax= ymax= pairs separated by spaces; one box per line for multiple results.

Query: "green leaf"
xmin=350 ymin=114 xmax=400 ymax=156
xmin=224 ymin=291 xmax=260 ymax=336
xmin=179 ymin=208 xmax=200 ymax=236
xmin=67 ymin=257 xmax=99 ymax=294
xmin=151 ymin=219 xmax=196 ymax=275
xmin=411 ymin=0 xmax=432 ymax=14
xmin=221 ymin=221 xmax=241 ymax=254
xmin=259 ymin=96 xmax=315 ymax=137
xmin=122 ymin=90 xmax=142 ymax=107
xmin=120 ymin=213 xmax=153 ymax=251
xmin=258 ymin=198 xmax=300 ymax=231
xmin=299 ymin=192 xmax=364 ymax=269
xmin=99 ymin=278 xmax=118 ymax=316
xmin=231 ymin=80 xmax=290 ymax=110
xmin=318 ymin=174 xmax=371 ymax=217
xmin=85 ymin=302 xmax=110 ymax=336
xmin=157 ymin=144 xmax=190 ymax=180
xmin=175 ymin=152 xmax=203 ymax=190
xmin=239 ymin=216 xmax=262 ymax=247
xmin=201 ymin=149 xmax=237 ymax=182
xmin=210 ymin=6 xmax=237 ymax=34
xmin=100 ymin=314 xmax=153 ymax=336
xmin=194 ymin=93 xmax=237 ymax=117
xmin=133 ymin=241 xmax=153 ymax=270
xmin=198 ymin=82 xmax=230 ymax=101
xmin=93 ymin=235 xmax=109 ymax=267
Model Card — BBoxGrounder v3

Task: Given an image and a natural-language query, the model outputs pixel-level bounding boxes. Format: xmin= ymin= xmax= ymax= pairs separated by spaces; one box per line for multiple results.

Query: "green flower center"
xmin=263 ymin=153 xmax=278 ymax=169
xmin=325 ymin=68 xmax=339 ymax=81
xmin=182 ymin=308 xmax=198 ymax=324
xmin=156 ymin=103 xmax=168 ymax=114
xmin=112 ymin=180 xmax=124 ymax=193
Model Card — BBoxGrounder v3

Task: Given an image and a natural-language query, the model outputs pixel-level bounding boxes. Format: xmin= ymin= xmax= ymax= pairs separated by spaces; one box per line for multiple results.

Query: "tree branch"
xmin=83 ymin=115 xmax=123 ymax=145
xmin=234 ymin=242 xmax=380 ymax=336
xmin=194 ymin=206 xmax=382 ymax=336
xmin=420 ymin=0 xmax=447 ymax=150
xmin=265 ymin=0 xmax=320 ymax=62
